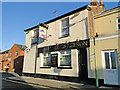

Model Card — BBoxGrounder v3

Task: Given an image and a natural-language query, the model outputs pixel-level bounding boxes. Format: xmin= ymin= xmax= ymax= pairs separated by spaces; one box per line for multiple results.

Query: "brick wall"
xmin=88 ymin=5 xmax=105 ymax=38
xmin=2 ymin=44 xmax=25 ymax=72
xmin=0 ymin=49 xmax=2 ymax=70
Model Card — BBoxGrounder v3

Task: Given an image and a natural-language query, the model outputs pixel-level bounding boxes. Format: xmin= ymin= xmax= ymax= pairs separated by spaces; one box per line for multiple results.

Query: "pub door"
xmin=78 ymin=48 xmax=88 ymax=81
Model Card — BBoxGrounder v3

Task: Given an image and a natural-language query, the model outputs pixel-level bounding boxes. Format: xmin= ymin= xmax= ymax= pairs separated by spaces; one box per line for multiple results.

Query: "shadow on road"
xmin=1 ymin=72 xmax=50 ymax=90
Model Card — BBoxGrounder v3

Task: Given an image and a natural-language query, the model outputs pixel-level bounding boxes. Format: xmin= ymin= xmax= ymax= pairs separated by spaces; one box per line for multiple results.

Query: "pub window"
xmin=117 ymin=18 xmax=120 ymax=30
xmin=59 ymin=50 xmax=71 ymax=66
xmin=61 ymin=18 xmax=69 ymax=37
xmin=42 ymin=53 xmax=51 ymax=67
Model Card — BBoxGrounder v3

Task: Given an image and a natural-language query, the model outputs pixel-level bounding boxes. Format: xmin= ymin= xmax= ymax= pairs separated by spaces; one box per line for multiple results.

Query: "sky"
xmin=1 ymin=1 xmax=119 ymax=52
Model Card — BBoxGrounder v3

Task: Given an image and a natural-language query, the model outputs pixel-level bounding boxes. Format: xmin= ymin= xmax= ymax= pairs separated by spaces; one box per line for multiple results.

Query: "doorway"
xmin=51 ymin=54 xmax=58 ymax=67
xmin=102 ymin=50 xmax=119 ymax=85
xmin=78 ymin=48 xmax=88 ymax=81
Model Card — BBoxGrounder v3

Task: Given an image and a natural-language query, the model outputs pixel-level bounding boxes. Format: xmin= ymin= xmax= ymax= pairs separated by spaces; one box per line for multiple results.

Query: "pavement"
xmin=1 ymin=71 xmax=120 ymax=90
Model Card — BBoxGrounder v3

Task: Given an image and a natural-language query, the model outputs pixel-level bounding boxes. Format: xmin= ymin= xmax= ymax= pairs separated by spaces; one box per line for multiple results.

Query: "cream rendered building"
xmin=23 ymin=1 xmax=118 ymax=85
xmin=89 ymin=6 xmax=120 ymax=85
xmin=23 ymin=5 xmax=90 ymax=82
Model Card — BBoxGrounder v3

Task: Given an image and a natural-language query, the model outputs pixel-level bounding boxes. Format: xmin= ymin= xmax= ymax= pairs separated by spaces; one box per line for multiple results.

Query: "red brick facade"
xmin=1 ymin=50 xmax=9 ymax=71
xmin=1 ymin=44 xmax=25 ymax=73
xmin=0 ymin=49 xmax=2 ymax=70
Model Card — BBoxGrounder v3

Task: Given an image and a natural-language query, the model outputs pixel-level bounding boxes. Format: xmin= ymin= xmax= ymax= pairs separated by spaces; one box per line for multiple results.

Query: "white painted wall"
xmin=23 ymin=9 xmax=89 ymax=77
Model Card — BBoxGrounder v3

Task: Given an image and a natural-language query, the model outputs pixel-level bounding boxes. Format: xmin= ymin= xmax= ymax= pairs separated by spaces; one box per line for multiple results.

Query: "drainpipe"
xmin=92 ymin=12 xmax=99 ymax=87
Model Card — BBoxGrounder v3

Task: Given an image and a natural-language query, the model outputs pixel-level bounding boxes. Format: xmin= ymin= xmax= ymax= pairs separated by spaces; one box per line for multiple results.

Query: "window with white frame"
xmin=61 ymin=18 xmax=69 ymax=37
xmin=59 ymin=50 xmax=71 ymax=66
xmin=42 ymin=53 xmax=51 ymax=67
xmin=117 ymin=18 xmax=120 ymax=30
xmin=31 ymin=30 xmax=38 ymax=44
xmin=103 ymin=50 xmax=118 ymax=69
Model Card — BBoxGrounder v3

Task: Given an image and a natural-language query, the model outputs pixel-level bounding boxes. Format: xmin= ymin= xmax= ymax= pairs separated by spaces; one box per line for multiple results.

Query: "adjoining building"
xmin=0 ymin=49 xmax=2 ymax=70
xmin=1 ymin=44 xmax=25 ymax=74
xmin=88 ymin=6 xmax=120 ymax=85
xmin=1 ymin=49 xmax=10 ymax=71
xmin=23 ymin=0 xmax=108 ymax=84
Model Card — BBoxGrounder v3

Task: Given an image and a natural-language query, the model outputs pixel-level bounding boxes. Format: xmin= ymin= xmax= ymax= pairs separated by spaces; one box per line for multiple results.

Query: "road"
xmin=0 ymin=72 xmax=56 ymax=90
xmin=1 ymin=72 xmax=120 ymax=90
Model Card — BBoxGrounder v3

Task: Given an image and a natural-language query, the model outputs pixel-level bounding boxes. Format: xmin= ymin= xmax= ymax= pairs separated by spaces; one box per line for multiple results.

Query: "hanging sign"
xmin=39 ymin=26 xmax=47 ymax=39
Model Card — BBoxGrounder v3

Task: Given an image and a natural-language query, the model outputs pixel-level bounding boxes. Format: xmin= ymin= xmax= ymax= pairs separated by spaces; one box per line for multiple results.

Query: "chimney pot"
xmin=100 ymin=0 xmax=103 ymax=5
xmin=91 ymin=0 xmax=99 ymax=6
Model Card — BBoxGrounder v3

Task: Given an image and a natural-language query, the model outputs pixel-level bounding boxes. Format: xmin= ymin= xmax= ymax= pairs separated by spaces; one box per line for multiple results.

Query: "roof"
xmin=15 ymin=44 xmax=26 ymax=51
xmin=95 ymin=6 xmax=120 ymax=18
xmin=1 ymin=49 xmax=10 ymax=54
xmin=24 ymin=5 xmax=88 ymax=32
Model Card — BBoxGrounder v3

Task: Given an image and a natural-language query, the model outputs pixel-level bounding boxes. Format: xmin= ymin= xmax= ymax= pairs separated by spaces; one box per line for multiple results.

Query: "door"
xmin=78 ymin=48 xmax=88 ymax=81
xmin=51 ymin=54 xmax=58 ymax=67
xmin=102 ymin=50 xmax=119 ymax=85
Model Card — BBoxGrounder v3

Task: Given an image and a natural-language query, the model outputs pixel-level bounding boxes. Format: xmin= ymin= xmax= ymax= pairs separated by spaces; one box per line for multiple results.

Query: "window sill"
xmin=40 ymin=67 xmax=51 ymax=68
xmin=59 ymin=35 xmax=69 ymax=39
xmin=57 ymin=66 xmax=72 ymax=69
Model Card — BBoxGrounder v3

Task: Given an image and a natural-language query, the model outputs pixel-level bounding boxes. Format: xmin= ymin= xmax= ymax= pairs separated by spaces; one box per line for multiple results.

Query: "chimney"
xmin=91 ymin=0 xmax=99 ymax=6
xmin=100 ymin=0 xmax=103 ymax=5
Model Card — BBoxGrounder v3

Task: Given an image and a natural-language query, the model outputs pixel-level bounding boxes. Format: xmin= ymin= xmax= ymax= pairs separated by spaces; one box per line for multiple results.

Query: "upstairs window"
xmin=3 ymin=54 xmax=5 ymax=58
xmin=15 ymin=51 xmax=18 ymax=56
xmin=6 ymin=53 xmax=8 ymax=57
xmin=31 ymin=30 xmax=39 ymax=44
xmin=117 ymin=18 xmax=120 ymax=30
xmin=10 ymin=52 xmax=12 ymax=57
xmin=61 ymin=18 xmax=69 ymax=37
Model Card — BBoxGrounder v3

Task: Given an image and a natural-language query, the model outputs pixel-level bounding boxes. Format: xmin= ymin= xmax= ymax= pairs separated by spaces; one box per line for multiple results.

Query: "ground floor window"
xmin=41 ymin=50 xmax=71 ymax=68
xmin=42 ymin=53 xmax=51 ymax=66
xmin=103 ymin=50 xmax=118 ymax=69
xmin=59 ymin=50 xmax=71 ymax=66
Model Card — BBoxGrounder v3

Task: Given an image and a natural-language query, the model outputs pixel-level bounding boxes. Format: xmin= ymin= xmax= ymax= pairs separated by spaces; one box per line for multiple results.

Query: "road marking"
xmin=2 ymin=78 xmax=53 ymax=89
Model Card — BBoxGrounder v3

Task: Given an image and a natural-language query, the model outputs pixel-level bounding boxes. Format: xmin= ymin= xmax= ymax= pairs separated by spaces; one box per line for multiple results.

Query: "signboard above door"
xmin=38 ymin=39 xmax=90 ymax=54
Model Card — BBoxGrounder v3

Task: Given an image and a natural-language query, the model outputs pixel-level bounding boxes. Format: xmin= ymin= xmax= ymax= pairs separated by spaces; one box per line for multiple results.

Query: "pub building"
xmin=23 ymin=1 xmax=105 ymax=84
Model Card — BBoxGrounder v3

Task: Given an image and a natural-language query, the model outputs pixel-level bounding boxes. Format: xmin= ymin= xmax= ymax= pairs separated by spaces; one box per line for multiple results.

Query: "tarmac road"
xmin=0 ymin=72 xmax=56 ymax=90
xmin=2 ymin=79 xmax=54 ymax=90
